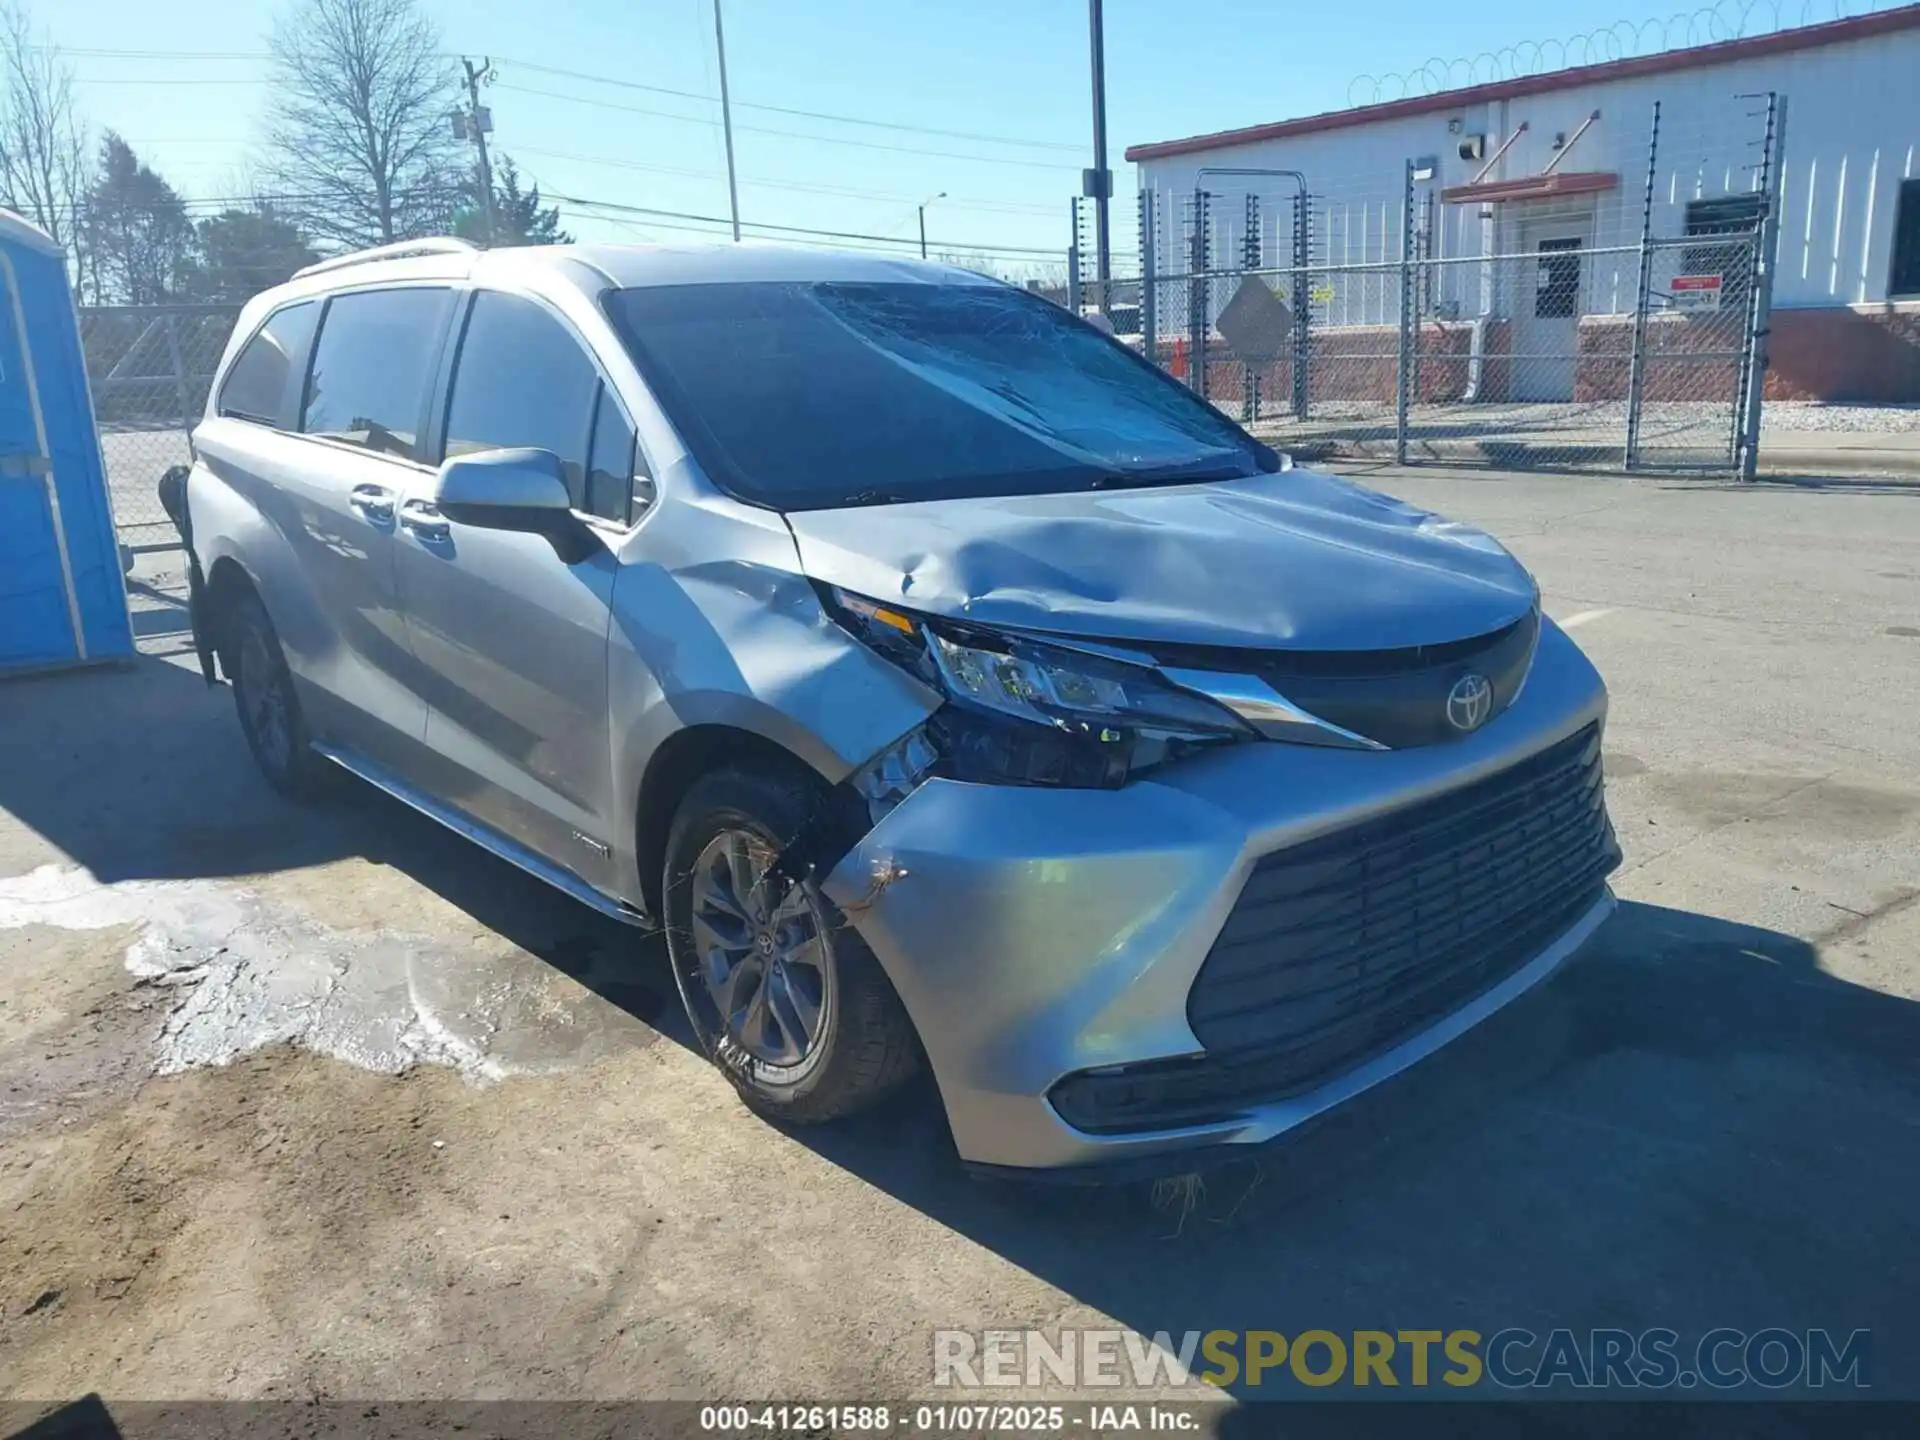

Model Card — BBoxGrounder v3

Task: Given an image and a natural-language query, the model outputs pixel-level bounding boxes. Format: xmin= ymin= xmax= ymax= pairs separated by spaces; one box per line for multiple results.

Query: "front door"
xmin=393 ymin=288 xmax=643 ymax=890
xmin=1512 ymin=227 xmax=1588 ymax=401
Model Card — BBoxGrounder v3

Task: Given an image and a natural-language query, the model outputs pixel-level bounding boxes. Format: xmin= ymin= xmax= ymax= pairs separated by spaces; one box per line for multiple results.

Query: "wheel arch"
xmin=199 ymin=553 xmax=263 ymax=678
xmin=632 ymin=722 xmax=830 ymax=919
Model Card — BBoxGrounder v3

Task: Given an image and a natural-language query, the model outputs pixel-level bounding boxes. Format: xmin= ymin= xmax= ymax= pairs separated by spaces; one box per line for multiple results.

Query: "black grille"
xmin=1050 ymin=724 xmax=1619 ymax=1135
xmin=1141 ymin=610 xmax=1541 ymax=749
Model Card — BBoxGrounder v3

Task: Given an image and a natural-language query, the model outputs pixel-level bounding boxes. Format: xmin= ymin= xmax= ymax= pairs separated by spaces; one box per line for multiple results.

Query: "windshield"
xmin=603 ymin=280 xmax=1277 ymax=510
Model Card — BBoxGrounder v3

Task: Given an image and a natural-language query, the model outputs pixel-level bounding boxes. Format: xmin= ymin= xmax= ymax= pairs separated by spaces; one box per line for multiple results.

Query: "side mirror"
xmin=434 ymin=447 xmax=572 ymax=532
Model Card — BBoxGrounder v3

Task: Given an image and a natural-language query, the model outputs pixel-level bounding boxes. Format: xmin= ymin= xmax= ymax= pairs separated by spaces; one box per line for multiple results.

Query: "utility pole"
xmin=461 ymin=58 xmax=497 ymax=245
xmin=918 ymin=192 xmax=945 ymax=258
xmin=1087 ymin=0 xmax=1113 ymax=310
xmin=712 ymin=0 xmax=742 ymax=241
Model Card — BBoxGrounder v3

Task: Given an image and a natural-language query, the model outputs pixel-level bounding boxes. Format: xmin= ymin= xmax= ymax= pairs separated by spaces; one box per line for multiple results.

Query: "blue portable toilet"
xmin=0 ymin=209 xmax=134 ymax=674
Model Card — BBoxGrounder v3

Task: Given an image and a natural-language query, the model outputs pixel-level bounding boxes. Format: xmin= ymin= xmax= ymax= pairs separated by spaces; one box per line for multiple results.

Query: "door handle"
xmin=399 ymin=499 xmax=451 ymax=541
xmin=348 ymin=483 xmax=396 ymax=523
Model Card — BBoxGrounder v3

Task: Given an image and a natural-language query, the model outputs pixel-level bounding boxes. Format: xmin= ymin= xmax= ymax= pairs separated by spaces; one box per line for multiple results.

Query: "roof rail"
xmin=293 ymin=237 xmax=478 ymax=280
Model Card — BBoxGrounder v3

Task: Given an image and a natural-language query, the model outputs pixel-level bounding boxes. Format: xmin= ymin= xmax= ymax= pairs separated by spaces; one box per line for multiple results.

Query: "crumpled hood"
xmin=784 ymin=468 xmax=1538 ymax=651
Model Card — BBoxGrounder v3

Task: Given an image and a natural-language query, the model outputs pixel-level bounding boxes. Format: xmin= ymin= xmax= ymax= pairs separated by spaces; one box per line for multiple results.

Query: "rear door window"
xmin=301 ymin=287 xmax=453 ymax=461
xmin=442 ymin=291 xmax=599 ymax=509
xmin=217 ymin=301 xmax=318 ymax=427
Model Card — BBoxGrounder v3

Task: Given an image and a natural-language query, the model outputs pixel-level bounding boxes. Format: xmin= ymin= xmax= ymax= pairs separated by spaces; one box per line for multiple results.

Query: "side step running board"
xmin=313 ymin=743 xmax=652 ymax=929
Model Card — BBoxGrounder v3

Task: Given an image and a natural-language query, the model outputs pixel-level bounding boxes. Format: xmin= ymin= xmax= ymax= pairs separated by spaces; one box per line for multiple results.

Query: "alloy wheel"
xmin=687 ymin=829 xmax=830 ymax=1069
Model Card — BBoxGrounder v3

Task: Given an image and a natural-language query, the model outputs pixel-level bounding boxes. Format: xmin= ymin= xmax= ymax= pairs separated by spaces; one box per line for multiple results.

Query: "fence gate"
xmin=77 ymin=304 xmax=241 ymax=552
xmin=1623 ymin=232 xmax=1765 ymax=471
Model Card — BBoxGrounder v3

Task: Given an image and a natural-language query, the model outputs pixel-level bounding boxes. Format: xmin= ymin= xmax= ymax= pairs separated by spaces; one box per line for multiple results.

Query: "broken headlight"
xmin=822 ymin=585 xmax=1252 ymax=789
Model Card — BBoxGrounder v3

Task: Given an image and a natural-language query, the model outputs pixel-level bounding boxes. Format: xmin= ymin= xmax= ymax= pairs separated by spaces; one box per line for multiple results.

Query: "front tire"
xmin=227 ymin=591 xmax=332 ymax=801
xmin=663 ymin=764 xmax=920 ymax=1123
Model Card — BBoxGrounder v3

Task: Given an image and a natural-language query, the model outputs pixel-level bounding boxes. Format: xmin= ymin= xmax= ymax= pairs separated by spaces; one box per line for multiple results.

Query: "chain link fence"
xmin=1109 ymin=211 xmax=1766 ymax=476
xmin=78 ymin=304 xmax=241 ymax=550
xmin=1077 ymin=94 xmax=1785 ymax=478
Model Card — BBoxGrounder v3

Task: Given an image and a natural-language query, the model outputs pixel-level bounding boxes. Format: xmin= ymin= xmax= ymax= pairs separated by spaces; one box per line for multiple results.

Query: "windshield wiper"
xmin=1088 ymin=463 xmax=1251 ymax=491
xmin=838 ymin=488 xmax=910 ymax=506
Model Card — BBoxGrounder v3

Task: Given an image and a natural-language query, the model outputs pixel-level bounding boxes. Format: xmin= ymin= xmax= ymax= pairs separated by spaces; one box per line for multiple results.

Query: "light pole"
xmin=460 ymin=58 xmax=497 ymax=245
xmin=918 ymin=192 xmax=946 ymax=258
xmin=1088 ymin=0 xmax=1112 ymax=307
xmin=712 ymin=0 xmax=742 ymax=241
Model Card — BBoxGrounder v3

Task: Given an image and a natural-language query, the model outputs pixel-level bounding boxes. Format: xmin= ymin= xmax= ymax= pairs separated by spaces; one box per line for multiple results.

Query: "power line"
xmin=493 ymin=81 xmax=1078 ymax=171
xmin=71 ymin=76 xmax=264 ymax=86
xmin=497 ymin=56 xmax=1084 ymax=153
xmin=39 ymin=181 xmax=1065 ymax=257
xmin=511 ymin=145 xmax=1061 ymax=216
xmin=548 ymin=192 xmax=1065 ymax=256
xmin=46 ymin=44 xmax=1084 ymax=155
xmin=557 ymin=207 xmax=1066 ymax=270
xmin=39 ymin=47 xmax=270 ymax=58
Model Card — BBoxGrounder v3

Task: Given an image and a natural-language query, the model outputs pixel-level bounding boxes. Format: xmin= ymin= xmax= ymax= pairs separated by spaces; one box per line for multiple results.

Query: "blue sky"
xmin=44 ymin=0 xmax=1873 ymax=266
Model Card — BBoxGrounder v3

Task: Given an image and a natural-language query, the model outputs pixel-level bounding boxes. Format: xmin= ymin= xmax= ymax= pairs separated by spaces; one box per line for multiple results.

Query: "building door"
xmin=1513 ymin=225 xmax=1587 ymax=402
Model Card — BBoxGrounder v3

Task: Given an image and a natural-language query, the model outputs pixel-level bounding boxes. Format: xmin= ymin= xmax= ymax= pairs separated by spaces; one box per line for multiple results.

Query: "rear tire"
xmin=227 ymin=591 xmax=333 ymax=801
xmin=663 ymin=763 xmax=920 ymax=1123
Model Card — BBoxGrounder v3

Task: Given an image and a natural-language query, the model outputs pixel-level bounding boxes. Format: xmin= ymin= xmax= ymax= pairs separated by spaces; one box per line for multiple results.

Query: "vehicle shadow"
xmin=790 ymin=899 xmax=1920 ymax=1405
xmin=2 ymin=1394 xmax=121 ymax=1440
xmin=0 ymin=654 xmax=686 ymax=1042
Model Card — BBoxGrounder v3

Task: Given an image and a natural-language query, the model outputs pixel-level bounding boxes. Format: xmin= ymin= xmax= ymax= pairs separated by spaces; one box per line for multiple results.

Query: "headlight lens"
xmin=926 ymin=630 xmax=1246 ymax=740
xmin=822 ymin=585 xmax=1250 ymax=788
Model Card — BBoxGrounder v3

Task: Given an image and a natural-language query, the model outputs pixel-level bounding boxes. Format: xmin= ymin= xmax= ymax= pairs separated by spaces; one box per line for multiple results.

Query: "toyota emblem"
xmin=1445 ymin=673 xmax=1494 ymax=732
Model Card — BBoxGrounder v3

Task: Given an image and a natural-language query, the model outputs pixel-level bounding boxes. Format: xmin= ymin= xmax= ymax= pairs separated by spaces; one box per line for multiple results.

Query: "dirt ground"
xmin=4 ymin=465 xmax=1919 ymax=1423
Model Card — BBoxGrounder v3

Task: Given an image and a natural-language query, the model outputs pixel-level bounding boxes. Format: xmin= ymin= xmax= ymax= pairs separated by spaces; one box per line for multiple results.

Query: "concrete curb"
xmin=1283 ymin=437 xmax=1920 ymax=479
xmin=1757 ymin=447 xmax=1920 ymax=479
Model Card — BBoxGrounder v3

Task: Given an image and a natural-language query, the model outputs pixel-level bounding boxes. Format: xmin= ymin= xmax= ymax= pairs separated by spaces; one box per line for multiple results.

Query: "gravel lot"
xmin=3 ymin=464 xmax=1917 ymax=1425
xmin=1760 ymin=400 xmax=1920 ymax=432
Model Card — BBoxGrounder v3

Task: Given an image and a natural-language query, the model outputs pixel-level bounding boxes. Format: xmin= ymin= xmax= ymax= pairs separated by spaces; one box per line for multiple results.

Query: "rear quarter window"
xmin=216 ymin=301 xmax=318 ymax=427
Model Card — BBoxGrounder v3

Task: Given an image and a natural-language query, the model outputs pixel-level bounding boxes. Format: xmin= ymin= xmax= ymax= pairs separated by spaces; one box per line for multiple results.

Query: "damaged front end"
xmin=825 ymin=583 xmax=1257 ymax=813
xmin=750 ymin=581 xmax=1255 ymax=941
xmin=809 ymin=579 xmax=1264 ymax=915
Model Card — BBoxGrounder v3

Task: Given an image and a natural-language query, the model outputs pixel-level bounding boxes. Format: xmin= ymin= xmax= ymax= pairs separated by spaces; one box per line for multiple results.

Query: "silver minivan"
xmin=171 ymin=237 xmax=1620 ymax=1177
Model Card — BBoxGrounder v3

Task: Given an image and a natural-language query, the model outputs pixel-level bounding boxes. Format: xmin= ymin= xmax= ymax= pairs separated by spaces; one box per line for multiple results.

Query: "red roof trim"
xmin=1124 ymin=5 xmax=1920 ymax=162
xmin=1440 ymin=170 xmax=1619 ymax=204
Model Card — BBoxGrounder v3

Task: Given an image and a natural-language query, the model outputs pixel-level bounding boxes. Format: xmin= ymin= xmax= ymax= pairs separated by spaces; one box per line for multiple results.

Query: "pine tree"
xmin=86 ymin=132 xmax=193 ymax=302
xmin=454 ymin=155 xmax=571 ymax=247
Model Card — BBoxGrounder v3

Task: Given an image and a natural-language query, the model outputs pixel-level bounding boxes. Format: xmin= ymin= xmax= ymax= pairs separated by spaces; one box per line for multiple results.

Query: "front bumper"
xmin=821 ymin=618 xmax=1617 ymax=1174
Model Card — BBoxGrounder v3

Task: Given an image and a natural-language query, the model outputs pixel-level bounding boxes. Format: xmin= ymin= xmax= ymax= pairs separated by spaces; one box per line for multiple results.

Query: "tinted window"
xmin=603 ymin=281 xmax=1274 ymax=511
xmin=217 ymin=301 xmax=317 ymax=426
xmin=1534 ymin=239 xmax=1581 ymax=319
xmin=585 ymin=388 xmax=643 ymax=524
xmin=301 ymin=287 xmax=451 ymax=460
xmin=1892 ymin=179 xmax=1920 ymax=297
xmin=444 ymin=291 xmax=598 ymax=507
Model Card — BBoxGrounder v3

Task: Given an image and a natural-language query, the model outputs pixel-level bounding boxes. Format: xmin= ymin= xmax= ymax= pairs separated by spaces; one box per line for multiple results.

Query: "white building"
xmin=1126 ymin=5 xmax=1920 ymax=402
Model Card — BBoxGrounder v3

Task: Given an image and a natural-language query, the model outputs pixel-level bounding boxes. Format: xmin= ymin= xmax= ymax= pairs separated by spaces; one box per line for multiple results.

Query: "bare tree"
xmin=0 ymin=0 xmax=90 ymax=254
xmin=263 ymin=0 xmax=464 ymax=250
